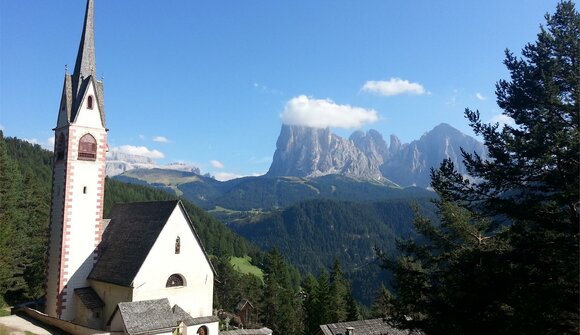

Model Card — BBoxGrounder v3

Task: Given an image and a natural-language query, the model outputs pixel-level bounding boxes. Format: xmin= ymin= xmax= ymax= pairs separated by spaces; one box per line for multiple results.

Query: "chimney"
xmin=345 ymin=327 xmax=355 ymax=335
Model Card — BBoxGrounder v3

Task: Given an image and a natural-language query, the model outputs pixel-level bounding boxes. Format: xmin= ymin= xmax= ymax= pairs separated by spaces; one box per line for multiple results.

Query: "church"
xmin=44 ymin=1 xmax=219 ymax=334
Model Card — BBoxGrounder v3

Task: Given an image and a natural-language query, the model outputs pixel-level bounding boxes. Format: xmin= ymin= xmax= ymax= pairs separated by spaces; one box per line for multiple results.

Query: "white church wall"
xmin=90 ymin=280 xmax=133 ymax=329
xmin=132 ymin=205 xmax=214 ymax=318
xmin=45 ymin=145 xmax=67 ymax=317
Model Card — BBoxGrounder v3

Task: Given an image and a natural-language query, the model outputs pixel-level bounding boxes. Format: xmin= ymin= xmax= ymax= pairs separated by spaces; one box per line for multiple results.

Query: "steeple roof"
xmin=73 ymin=0 xmax=97 ymax=96
xmin=57 ymin=0 xmax=105 ymax=128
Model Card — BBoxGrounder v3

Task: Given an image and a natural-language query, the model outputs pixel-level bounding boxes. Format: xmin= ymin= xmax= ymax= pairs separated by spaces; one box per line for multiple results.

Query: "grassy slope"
xmin=229 ymin=256 xmax=264 ymax=282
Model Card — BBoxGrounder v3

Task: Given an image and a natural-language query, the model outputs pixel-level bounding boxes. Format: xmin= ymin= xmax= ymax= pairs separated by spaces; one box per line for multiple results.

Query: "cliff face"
xmin=267 ymin=125 xmax=383 ymax=180
xmin=267 ymin=123 xmax=486 ymax=187
xmin=381 ymin=123 xmax=486 ymax=187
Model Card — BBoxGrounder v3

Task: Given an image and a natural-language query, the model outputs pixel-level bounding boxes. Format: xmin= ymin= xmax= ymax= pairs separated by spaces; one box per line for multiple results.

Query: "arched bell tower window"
xmin=166 ymin=274 xmax=185 ymax=287
xmin=56 ymin=134 xmax=66 ymax=161
xmin=175 ymin=236 xmax=181 ymax=254
xmin=87 ymin=95 xmax=94 ymax=109
xmin=78 ymin=134 xmax=97 ymax=161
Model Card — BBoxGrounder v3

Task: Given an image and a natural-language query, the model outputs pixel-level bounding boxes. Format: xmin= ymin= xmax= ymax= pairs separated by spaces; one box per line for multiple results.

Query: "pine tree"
xmin=371 ymin=284 xmax=395 ymax=319
xmin=328 ymin=260 xmax=348 ymax=322
xmin=259 ymin=249 xmax=303 ymax=335
xmin=0 ymin=133 xmax=27 ymax=305
xmin=383 ymin=2 xmax=579 ymax=334
xmin=302 ymin=274 xmax=321 ymax=335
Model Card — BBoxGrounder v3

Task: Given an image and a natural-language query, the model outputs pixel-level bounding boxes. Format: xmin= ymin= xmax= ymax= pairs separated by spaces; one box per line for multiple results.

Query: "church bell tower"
xmin=45 ymin=0 xmax=107 ymax=320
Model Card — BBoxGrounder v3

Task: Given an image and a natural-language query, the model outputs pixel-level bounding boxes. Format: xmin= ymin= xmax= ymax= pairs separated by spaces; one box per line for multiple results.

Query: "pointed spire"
xmin=73 ymin=0 xmax=96 ymax=82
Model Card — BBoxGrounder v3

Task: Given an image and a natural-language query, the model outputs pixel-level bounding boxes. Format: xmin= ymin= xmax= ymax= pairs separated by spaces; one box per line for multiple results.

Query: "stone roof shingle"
xmin=88 ymin=200 xmax=180 ymax=286
xmin=117 ymin=299 xmax=176 ymax=334
xmin=219 ymin=328 xmax=273 ymax=335
xmin=318 ymin=318 xmax=423 ymax=335
xmin=116 ymin=299 xmax=219 ymax=335
xmin=74 ymin=287 xmax=104 ymax=310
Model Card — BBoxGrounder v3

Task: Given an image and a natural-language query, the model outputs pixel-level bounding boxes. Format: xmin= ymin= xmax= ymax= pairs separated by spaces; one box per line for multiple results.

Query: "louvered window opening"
xmin=78 ymin=134 xmax=97 ymax=161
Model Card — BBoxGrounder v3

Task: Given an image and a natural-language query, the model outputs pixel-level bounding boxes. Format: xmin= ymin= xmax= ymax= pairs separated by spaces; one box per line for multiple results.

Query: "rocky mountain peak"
xmin=267 ymin=123 xmax=486 ymax=188
xmin=267 ymin=124 xmax=383 ymax=180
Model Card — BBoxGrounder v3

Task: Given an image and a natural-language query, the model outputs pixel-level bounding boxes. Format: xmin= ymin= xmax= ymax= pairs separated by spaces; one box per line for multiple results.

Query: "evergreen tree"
xmin=0 ymin=133 xmax=26 ymax=305
xmin=302 ymin=274 xmax=320 ymax=335
xmin=345 ymin=290 xmax=360 ymax=321
xmin=371 ymin=284 xmax=395 ymax=319
xmin=259 ymin=249 xmax=303 ymax=335
xmin=315 ymin=271 xmax=331 ymax=325
xmin=383 ymin=2 xmax=579 ymax=334
xmin=328 ymin=260 xmax=348 ymax=322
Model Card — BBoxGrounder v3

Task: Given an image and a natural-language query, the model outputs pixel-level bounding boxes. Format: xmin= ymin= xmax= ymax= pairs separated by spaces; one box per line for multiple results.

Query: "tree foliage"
xmin=0 ymin=134 xmax=51 ymax=306
xmin=259 ymin=249 xmax=303 ymax=335
xmin=301 ymin=260 xmax=360 ymax=335
xmin=383 ymin=2 xmax=579 ymax=334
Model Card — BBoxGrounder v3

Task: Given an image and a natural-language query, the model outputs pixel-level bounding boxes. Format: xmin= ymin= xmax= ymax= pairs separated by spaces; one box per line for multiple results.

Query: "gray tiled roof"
xmin=57 ymin=74 xmax=73 ymax=126
xmin=318 ymin=318 xmax=423 ymax=335
xmin=117 ymin=299 xmax=218 ymax=335
xmin=73 ymin=0 xmax=96 ymax=84
xmin=95 ymin=79 xmax=105 ymax=126
xmin=118 ymin=299 xmax=176 ymax=334
xmin=88 ymin=201 xmax=180 ymax=286
xmin=74 ymin=287 xmax=104 ymax=310
xmin=172 ymin=305 xmax=220 ymax=326
xmin=219 ymin=328 xmax=273 ymax=335
xmin=172 ymin=305 xmax=219 ymax=326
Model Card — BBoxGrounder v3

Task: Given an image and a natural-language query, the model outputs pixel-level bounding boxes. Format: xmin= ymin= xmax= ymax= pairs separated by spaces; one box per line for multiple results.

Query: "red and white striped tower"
xmin=45 ymin=0 xmax=107 ymax=320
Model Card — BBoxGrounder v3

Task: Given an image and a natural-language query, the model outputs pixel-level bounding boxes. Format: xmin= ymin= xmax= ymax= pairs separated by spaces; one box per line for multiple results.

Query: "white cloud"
xmin=109 ymin=145 xmax=165 ymax=159
xmin=210 ymin=160 xmax=225 ymax=169
xmin=213 ymin=172 xmax=243 ymax=181
xmin=47 ymin=136 xmax=55 ymax=149
xmin=138 ymin=134 xmax=146 ymax=140
xmin=446 ymin=89 xmax=460 ymax=105
xmin=361 ymin=77 xmax=427 ymax=96
xmin=0 ymin=124 xmax=4 ymax=131
xmin=153 ymin=136 xmax=170 ymax=143
xmin=253 ymin=82 xmax=283 ymax=95
xmin=280 ymin=95 xmax=378 ymax=129
xmin=24 ymin=136 xmax=54 ymax=150
xmin=476 ymin=93 xmax=486 ymax=101
xmin=23 ymin=138 xmax=40 ymax=145
xmin=490 ymin=114 xmax=515 ymax=127
xmin=213 ymin=171 xmax=262 ymax=182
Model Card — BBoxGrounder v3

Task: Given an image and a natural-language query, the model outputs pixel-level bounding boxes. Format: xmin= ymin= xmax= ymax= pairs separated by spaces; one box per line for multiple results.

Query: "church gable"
xmin=132 ymin=203 xmax=215 ymax=317
xmin=72 ymin=76 xmax=105 ymax=128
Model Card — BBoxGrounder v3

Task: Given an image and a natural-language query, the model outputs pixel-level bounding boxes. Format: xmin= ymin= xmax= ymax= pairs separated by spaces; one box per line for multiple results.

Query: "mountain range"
xmin=109 ymin=122 xmax=483 ymax=228
xmin=267 ymin=123 xmax=486 ymax=187
xmin=110 ymin=123 xmax=485 ymax=189
xmin=106 ymin=151 xmax=201 ymax=177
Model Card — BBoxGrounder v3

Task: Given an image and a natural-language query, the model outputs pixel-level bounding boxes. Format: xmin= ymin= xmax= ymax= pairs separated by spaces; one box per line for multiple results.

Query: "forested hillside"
xmin=0 ymin=132 xmax=52 ymax=306
xmin=231 ymin=198 xmax=436 ymax=304
xmin=117 ymin=171 xmax=433 ymax=213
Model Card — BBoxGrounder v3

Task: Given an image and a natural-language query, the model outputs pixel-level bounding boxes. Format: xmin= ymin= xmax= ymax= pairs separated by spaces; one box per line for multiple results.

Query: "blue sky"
xmin=0 ymin=1 xmax=559 ymax=180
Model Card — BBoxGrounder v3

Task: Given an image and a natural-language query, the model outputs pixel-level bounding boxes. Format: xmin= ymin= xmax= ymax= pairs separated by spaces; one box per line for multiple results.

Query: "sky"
xmin=0 ymin=0 xmax=560 ymax=180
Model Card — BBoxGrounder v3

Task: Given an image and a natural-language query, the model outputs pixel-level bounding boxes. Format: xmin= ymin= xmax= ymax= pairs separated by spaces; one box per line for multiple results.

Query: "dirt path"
xmin=0 ymin=315 xmax=68 ymax=335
